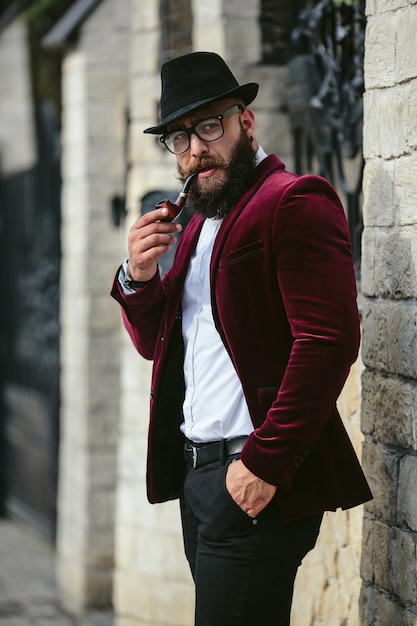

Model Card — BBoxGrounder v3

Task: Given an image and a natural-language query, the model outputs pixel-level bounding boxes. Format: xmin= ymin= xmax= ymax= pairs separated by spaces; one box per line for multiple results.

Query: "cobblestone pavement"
xmin=0 ymin=518 xmax=113 ymax=626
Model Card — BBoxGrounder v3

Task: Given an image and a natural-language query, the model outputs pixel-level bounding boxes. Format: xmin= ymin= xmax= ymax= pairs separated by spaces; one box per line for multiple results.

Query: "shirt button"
xmin=252 ymin=519 xmax=258 ymax=525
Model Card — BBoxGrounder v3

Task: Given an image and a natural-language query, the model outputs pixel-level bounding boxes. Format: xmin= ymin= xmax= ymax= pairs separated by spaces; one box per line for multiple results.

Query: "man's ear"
xmin=241 ymin=108 xmax=256 ymax=136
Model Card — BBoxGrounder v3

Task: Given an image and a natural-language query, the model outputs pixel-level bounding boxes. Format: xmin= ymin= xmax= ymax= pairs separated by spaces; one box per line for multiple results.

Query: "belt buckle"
xmin=192 ymin=446 xmax=198 ymax=469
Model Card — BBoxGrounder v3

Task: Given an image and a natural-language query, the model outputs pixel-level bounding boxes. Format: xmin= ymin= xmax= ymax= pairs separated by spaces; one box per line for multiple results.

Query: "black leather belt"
xmin=184 ymin=436 xmax=248 ymax=468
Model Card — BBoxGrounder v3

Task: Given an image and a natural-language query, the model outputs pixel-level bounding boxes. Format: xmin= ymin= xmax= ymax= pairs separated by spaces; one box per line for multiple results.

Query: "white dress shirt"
xmin=180 ymin=218 xmax=254 ymax=443
xmin=180 ymin=146 xmax=268 ymax=443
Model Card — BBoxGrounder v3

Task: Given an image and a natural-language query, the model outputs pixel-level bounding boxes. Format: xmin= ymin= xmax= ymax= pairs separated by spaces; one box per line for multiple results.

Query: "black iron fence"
xmin=0 ymin=104 xmax=61 ymax=535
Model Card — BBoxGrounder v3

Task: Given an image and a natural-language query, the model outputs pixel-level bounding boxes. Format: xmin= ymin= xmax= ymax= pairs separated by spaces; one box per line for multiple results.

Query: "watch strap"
xmin=122 ymin=261 xmax=152 ymax=289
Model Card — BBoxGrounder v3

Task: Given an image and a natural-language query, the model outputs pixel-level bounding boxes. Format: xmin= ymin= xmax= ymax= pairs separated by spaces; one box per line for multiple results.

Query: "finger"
xmin=132 ymin=207 xmax=173 ymax=228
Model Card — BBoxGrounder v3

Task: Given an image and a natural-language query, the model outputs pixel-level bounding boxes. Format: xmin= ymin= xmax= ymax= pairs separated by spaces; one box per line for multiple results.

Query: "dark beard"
xmin=179 ymin=131 xmax=258 ymax=219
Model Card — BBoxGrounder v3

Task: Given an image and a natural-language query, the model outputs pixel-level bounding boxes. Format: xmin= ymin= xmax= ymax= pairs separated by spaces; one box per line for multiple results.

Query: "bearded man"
xmin=111 ymin=51 xmax=372 ymax=626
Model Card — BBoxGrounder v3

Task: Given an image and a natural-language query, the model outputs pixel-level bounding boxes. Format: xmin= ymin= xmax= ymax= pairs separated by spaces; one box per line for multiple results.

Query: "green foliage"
xmin=24 ymin=0 xmax=75 ymax=34
xmin=333 ymin=0 xmax=358 ymax=6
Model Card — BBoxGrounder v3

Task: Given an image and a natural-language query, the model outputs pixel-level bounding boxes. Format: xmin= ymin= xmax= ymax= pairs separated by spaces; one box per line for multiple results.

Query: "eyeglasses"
xmin=160 ymin=104 xmax=244 ymax=155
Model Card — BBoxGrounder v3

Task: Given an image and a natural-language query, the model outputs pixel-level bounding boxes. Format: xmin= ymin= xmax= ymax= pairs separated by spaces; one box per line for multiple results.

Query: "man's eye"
xmin=172 ymin=131 xmax=187 ymax=143
xmin=198 ymin=120 xmax=220 ymax=134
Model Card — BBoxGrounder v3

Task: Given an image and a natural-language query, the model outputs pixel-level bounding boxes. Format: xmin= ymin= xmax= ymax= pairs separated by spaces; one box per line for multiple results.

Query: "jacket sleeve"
xmin=240 ymin=175 xmax=361 ymax=490
xmin=110 ymin=269 xmax=167 ymax=360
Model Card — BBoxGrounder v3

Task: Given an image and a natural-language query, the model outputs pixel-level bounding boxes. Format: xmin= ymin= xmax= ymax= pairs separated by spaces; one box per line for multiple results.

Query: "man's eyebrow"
xmin=168 ymin=112 xmax=218 ymax=133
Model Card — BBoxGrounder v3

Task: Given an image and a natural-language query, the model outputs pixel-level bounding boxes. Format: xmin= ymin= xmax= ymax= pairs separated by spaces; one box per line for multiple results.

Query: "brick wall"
xmin=360 ymin=0 xmax=417 ymax=623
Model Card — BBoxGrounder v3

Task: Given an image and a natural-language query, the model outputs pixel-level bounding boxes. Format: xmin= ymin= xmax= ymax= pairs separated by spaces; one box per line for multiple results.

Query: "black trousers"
xmin=180 ymin=456 xmax=323 ymax=626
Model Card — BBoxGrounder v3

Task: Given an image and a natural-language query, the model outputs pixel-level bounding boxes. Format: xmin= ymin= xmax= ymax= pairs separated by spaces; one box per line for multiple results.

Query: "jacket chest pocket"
xmin=219 ymin=240 xmax=265 ymax=269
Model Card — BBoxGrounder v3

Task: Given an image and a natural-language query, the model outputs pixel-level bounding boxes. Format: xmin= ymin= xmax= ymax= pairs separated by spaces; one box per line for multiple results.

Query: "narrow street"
xmin=0 ymin=518 xmax=113 ymax=626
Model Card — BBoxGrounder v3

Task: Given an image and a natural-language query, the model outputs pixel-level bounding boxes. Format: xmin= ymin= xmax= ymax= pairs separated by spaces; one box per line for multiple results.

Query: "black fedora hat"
xmin=144 ymin=51 xmax=259 ymax=135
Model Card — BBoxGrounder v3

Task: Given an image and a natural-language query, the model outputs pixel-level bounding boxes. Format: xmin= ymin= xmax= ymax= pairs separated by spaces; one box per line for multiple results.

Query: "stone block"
xmin=84 ymin=339 xmax=119 ymax=390
xmin=113 ymin=570 xmax=193 ymax=625
xmin=61 ymin=182 xmax=89 ymax=224
xmin=361 ymin=369 xmax=417 ymax=450
xmin=60 ymin=293 xmax=89 ymax=335
xmin=360 ymin=228 xmax=376 ymax=297
xmin=397 ymin=6 xmax=417 ymax=83
xmin=62 ymin=144 xmax=88 ymax=180
xmin=117 ymin=434 xmax=147 ymax=482
xmin=360 ymin=583 xmax=417 ymax=626
xmin=398 ymin=455 xmax=417 ymax=531
xmin=389 ymin=526 xmax=417 ymax=604
xmin=192 ymin=0 xmax=223 ymax=22
xmin=376 ymin=229 xmax=417 ymax=299
xmin=57 ymin=558 xmax=88 ymax=614
xmin=85 ymin=0 xmax=132 ymax=32
xmin=362 ymin=299 xmax=417 ymax=378
xmin=88 ymin=449 xmax=118 ymax=488
xmin=135 ymin=529 xmax=190 ymax=582
xmin=86 ymin=68 xmax=128 ymax=102
xmin=366 ymin=0 xmax=409 ymax=16
xmin=361 ymin=299 xmax=390 ymax=371
xmin=130 ymin=31 xmax=160 ymax=75
xmin=85 ymin=528 xmax=114 ymax=569
xmin=255 ymin=111 xmax=292 ymax=159
xmin=362 ymin=158 xmax=395 ymax=227
xmin=130 ymin=73 xmax=160 ymax=124
xmin=115 ymin=483 xmax=147 ymax=530
xmin=63 ymin=52 xmax=87 ymax=106
xmin=363 ymin=85 xmax=410 ymax=159
xmin=364 ymin=14 xmax=398 ymax=88
xmin=84 ymin=568 xmax=113 ymax=607
xmin=132 ymin=0 xmax=159 ymax=31
xmin=408 ymin=81 xmax=417 ymax=151
xmin=82 ymin=23 xmax=130 ymax=66
xmin=385 ymin=303 xmax=417 ymax=378
xmin=193 ymin=26 xmax=226 ymax=56
xmin=360 ymin=516 xmax=390 ymax=589
xmin=224 ymin=20 xmax=261 ymax=66
xmin=361 ymin=440 xmax=399 ymax=522
xmin=395 ymin=153 xmax=417 ymax=226
xmin=120 ymin=391 xmax=150 ymax=437
xmin=224 ymin=0 xmax=258 ymax=18
xmin=88 ymin=374 xmax=120 ymax=426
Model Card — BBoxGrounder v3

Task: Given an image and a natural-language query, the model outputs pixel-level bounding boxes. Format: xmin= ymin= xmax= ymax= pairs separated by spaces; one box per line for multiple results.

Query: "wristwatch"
xmin=122 ymin=262 xmax=151 ymax=289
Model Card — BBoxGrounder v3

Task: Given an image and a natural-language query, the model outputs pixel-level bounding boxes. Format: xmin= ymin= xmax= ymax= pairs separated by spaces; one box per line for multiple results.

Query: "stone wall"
xmin=360 ymin=0 xmax=417 ymax=623
xmin=0 ymin=15 xmax=36 ymax=174
xmin=56 ymin=0 xmax=132 ymax=613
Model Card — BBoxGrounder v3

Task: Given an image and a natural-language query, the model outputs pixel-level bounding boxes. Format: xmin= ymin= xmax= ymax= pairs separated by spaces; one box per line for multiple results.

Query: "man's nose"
xmin=189 ymin=132 xmax=208 ymax=157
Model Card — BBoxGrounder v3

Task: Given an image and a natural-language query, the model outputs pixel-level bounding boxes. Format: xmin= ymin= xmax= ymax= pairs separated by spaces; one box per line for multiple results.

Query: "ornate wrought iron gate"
xmin=287 ymin=0 xmax=365 ymax=273
xmin=0 ymin=104 xmax=61 ymax=536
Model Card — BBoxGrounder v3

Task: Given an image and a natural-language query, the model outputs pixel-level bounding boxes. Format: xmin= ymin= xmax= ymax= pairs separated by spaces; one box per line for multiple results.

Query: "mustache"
xmin=178 ymin=156 xmax=230 ymax=181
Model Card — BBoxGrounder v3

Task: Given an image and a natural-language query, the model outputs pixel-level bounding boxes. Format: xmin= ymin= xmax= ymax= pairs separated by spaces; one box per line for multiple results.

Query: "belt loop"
xmin=219 ymin=439 xmax=226 ymax=465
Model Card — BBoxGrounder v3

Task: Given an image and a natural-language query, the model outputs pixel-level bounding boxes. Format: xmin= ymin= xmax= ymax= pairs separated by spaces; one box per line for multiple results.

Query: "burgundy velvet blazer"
xmin=111 ymin=155 xmax=372 ymax=521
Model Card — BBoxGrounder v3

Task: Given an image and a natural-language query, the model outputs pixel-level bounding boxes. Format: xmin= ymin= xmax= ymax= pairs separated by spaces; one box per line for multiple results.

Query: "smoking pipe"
xmin=156 ymin=171 xmax=199 ymax=222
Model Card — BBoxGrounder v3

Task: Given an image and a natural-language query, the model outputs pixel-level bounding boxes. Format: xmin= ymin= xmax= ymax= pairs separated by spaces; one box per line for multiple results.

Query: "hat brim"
xmin=143 ymin=83 xmax=259 ymax=135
